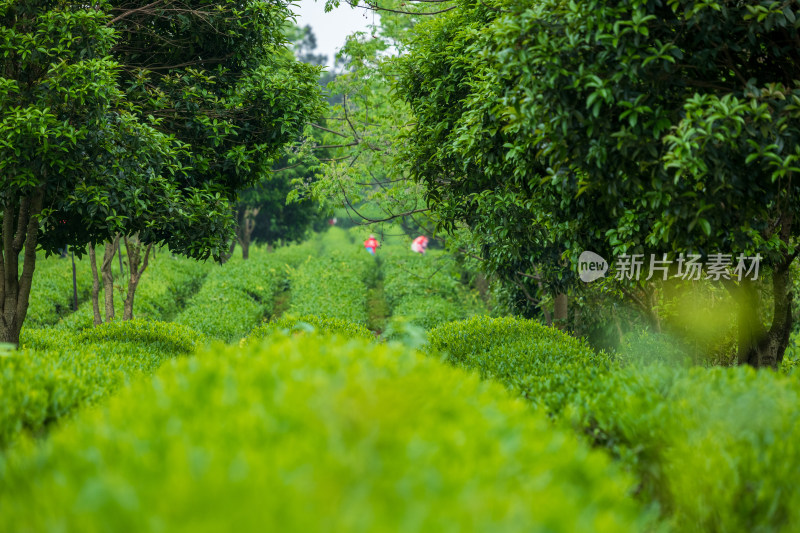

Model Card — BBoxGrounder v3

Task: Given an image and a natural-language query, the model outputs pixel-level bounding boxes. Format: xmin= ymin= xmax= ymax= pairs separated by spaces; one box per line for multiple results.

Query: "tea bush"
xmin=288 ymin=248 xmax=373 ymax=324
xmin=24 ymin=253 xmax=93 ymax=328
xmin=2 ymin=321 xmax=197 ymax=449
xmin=0 ymin=335 xmax=648 ymax=532
xmin=428 ymin=315 xmax=611 ymax=415
xmin=248 ymin=314 xmax=375 ymax=343
xmin=383 ymin=250 xmax=485 ymax=331
xmin=175 ymin=255 xmax=281 ymax=342
xmin=78 ymin=320 xmax=202 ymax=354
xmin=51 ymin=254 xmax=209 ymax=332
xmin=569 ymin=364 xmax=800 ymax=532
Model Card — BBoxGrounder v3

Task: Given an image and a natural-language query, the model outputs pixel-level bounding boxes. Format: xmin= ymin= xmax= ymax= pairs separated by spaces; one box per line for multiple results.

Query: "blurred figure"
xmin=411 ymin=235 xmax=429 ymax=254
xmin=364 ymin=234 xmax=380 ymax=255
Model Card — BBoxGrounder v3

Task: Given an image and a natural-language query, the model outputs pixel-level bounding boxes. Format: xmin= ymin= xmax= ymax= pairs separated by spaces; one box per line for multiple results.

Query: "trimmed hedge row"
xmin=247 ymin=314 xmax=375 ymax=343
xmin=430 ymin=316 xmax=800 ymax=532
xmin=2 ymin=321 xmax=199 ymax=450
xmin=383 ymin=249 xmax=485 ymax=331
xmin=428 ymin=315 xmax=612 ymax=415
xmin=288 ymin=248 xmax=373 ymax=325
xmin=50 ymin=253 xmax=210 ymax=332
xmin=175 ymin=251 xmax=282 ymax=342
xmin=24 ymin=252 xmax=93 ymax=328
xmin=0 ymin=334 xmax=648 ymax=532
xmin=570 ymin=364 xmax=800 ymax=532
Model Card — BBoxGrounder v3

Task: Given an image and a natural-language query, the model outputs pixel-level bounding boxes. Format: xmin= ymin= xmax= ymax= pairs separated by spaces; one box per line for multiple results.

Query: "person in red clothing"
xmin=364 ymin=234 xmax=380 ymax=255
xmin=411 ymin=235 xmax=429 ymax=254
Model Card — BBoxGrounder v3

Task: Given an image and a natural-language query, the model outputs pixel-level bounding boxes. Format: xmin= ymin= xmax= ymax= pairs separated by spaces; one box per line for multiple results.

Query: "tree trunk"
xmin=735 ymin=260 xmax=794 ymax=369
xmin=554 ymin=292 xmax=568 ymax=330
xmin=88 ymin=244 xmax=103 ymax=326
xmin=71 ymin=250 xmax=78 ymax=311
xmin=101 ymin=236 xmax=118 ymax=322
xmin=117 ymin=238 xmax=125 ymax=276
xmin=238 ymin=207 xmax=259 ymax=260
xmin=122 ymin=234 xmax=152 ymax=320
xmin=0 ymin=190 xmax=44 ymax=345
xmin=647 ymin=283 xmax=662 ymax=334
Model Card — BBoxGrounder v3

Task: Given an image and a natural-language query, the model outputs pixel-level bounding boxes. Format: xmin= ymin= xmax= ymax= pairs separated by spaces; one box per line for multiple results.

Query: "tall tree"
xmin=0 ymin=0 xmax=324 ymax=342
xmin=397 ymin=0 xmax=800 ymax=367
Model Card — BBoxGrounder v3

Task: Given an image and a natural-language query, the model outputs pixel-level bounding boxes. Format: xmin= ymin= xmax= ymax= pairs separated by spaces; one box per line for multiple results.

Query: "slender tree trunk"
xmin=71 ymin=250 xmax=78 ymax=311
xmin=0 ymin=190 xmax=44 ymax=345
xmin=647 ymin=283 xmax=662 ymax=333
xmin=238 ymin=207 xmax=259 ymax=260
xmin=554 ymin=292 xmax=568 ymax=330
xmin=117 ymin=238 xmax=124 ymax=276
xmin=736 ymin=261 xmax=794 ymax=368
xmin=534 ymin=278 xmax=553 ymax=326
xmin=122 ymin=234 xmax=152 ymax=320
xmin=88 ymin=244 xmax=103 ymax=326
xmin=100 ymin=236 xmax=118 ymax=322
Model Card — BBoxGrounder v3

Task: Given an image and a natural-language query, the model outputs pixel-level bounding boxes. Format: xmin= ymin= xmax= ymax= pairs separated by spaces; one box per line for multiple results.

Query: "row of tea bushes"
xmin=45 ymin=253 xmax=210 ymax=333
xmin=247 ymin=315 xmax=375 ymax=343
xmin=430 ymin=316 xmax=800 ymax=532
xmin=569 ymin=364 xmax=800 ymax=532
xmin=288 ymin=247 xmax=374 ymax=325
xmin=24 ymin=252 xmax=94 ymax=328
xmin=175 ymin=250 xmax=283 ymax=342
xmin=1 ymin=321 xmax=199 ymax=450
xmin=428 ymin=316 xmax=612 ymax=416
xmin=0 ymin=334 xmax=649 ymax=532
xmin=382 ymin=249 xmax=486 ymax=331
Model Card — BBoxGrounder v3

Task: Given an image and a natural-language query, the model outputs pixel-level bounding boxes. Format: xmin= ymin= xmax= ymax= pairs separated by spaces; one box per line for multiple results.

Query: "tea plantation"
xmin=2 ymin=227 xmax=799 ymax=532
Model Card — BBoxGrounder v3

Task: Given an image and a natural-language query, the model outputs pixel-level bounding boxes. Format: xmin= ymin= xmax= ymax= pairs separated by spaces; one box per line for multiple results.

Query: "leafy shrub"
xmin=24 ymin=253 xmax=93 ymax=328
xmin=0 ymin=335 xmax=648 ymax=532
xmin=569 ymin=364 xmax=800 ymax=532
xmin=122 ymin=255 xmax=210 ymax=322
xmin=248 ymin=314 xmax=375 ymax=343
xmin=175 ymin=256 xmax=281 ymax=341
xmin=428 ymin=315 xmax=612 ymax=415
xmin=383 ymin=249 xmax=485 ymax=331
xmin=78 ymin=320 xmax=202 ymax=354
xmin=50 ymin=254 xmax=209 ymax=332
xmin=1 ymin=325 xmax=194 ymax=449
xmin=391 ymin=297 xmax=473 ymax=330
xmin=780 ymin=332 xmax=800 ymax=376
xmin=288 ymin=248 xmax=372 ymax=324
xmin=615 ymin=329 xmax=691 ymax=367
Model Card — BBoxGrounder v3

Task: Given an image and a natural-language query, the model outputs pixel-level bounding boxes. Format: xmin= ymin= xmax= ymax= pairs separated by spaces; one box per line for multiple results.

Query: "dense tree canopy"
xmin=0 ymin=0 xmax=324 ymax=343
xmin=396 ymin=0 xmax=800 ymax=366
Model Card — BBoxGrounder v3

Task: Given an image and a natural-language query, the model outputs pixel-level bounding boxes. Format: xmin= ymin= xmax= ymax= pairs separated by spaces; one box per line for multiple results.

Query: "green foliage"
xmin=428 ymin=316 xmax=612 ymax=416
xmin=24 ymin=254 xmax=92 ymax=328
xmin=569 ymin=365 xmax=800 ymax=532
xmin=123 ymin=254 xmax=211 ymax=323
xmin=48 ymin=251 xmax=209 ymax=332
xmin=395 ymin=0 xmax=800 ymax=363
xmin=248 ymin=314 xmax=375 ymax=343
xmin=0 ymin=334 xmax=647 ymax=532
xmin=615 ymin=330 xmax=692 ymax=368
xmin=288 ymin=237 xmax=373 ymax=324
xmin=383 ymin=249 xmax=486 ymax=331
xmin=175 ymin=251 xmax=281 ymax=342
xmin=78 ymin=320 xmax=201 ymax=354
xmin=2 ymin=321 xmax=196 ymax=449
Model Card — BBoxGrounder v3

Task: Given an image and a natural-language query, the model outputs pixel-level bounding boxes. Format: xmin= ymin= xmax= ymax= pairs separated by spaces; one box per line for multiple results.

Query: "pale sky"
xmin=292 ymin=0 xmax=379 ymax=69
